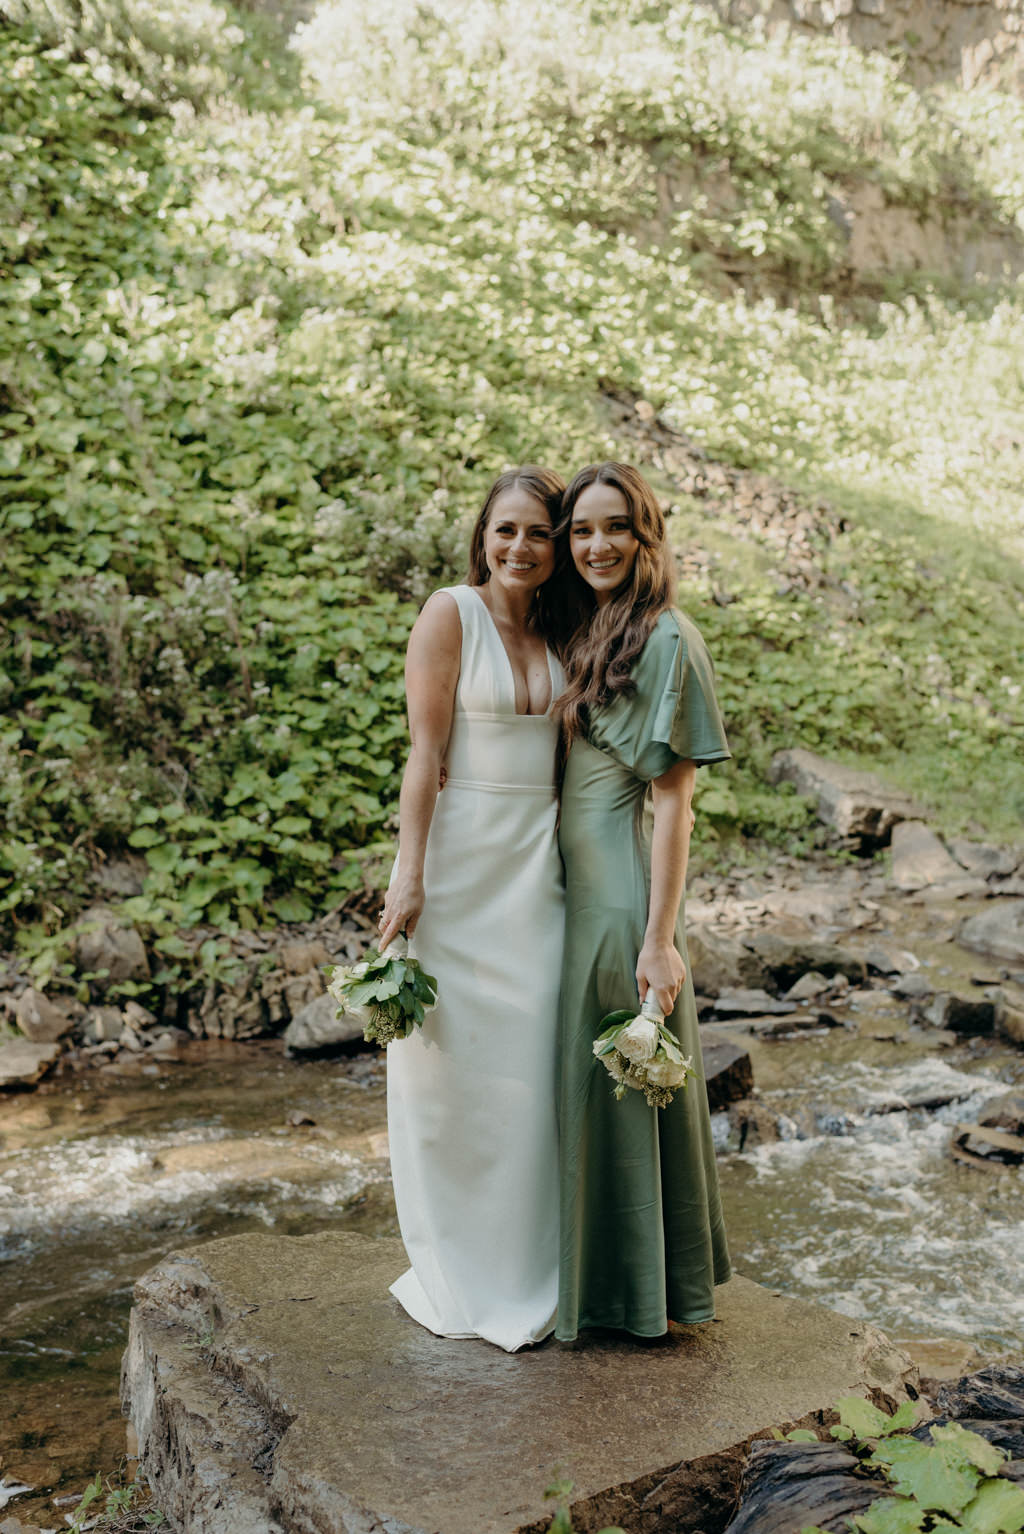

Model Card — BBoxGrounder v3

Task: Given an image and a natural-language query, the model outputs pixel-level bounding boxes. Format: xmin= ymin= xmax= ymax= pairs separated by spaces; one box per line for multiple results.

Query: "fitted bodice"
xmin=440 ymin=585 xmax=564 ymax=794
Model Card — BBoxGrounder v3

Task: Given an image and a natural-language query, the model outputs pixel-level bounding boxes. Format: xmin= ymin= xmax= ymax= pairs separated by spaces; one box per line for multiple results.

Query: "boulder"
xmin=890 ymin=821 xmax=965 ymax=890
xmin=994 ymin=994 xmax=1024 ymax=1046
xmin=701 ymin=1037 xmax=754 ymax=1110
xmin=783 ymin=971 xmax=831 ymax=1002
xmin=915 ymin=993 xmax=995 ymax=1036
xmin=959 ymin=901 xmax=1024 ymax=966
xmin=84 ymin=1005 xmax=125 ymax=1044
xmin=0 ymin=1040 xmax=61 ymax=1089
xmin=742 ymin=934 xmax=867 ymax=990
xmin=949 ymin=840 xmax=1021 ymax=880
xmin=979 ymin=1092 xmax=1024 ymax=1136
xmin=768 ymin=749 xmax=924 ymax=847
xmin=686 ymin=927 xmax=766 ymax=996
xmin=122 ymin=1232 xmax=916 ymax=1534
xmin=283 ymin=992 xmax=365 ymax=1054
xmin=280 ymin=940 xmax=330 ymax=976
xmin=892 ymin=972 xmax=934 ymax=999
xmin=14 ymin=987 xmax=75 ymax=1044
xmin=74 ymin=906 xmax=150 ymax=984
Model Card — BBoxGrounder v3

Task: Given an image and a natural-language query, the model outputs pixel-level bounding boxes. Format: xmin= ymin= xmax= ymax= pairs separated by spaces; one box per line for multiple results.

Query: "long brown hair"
xmin=465 ymin=465 xmax=571 ymax=646
xmin=554 ymin=462 xmax=676 ymax=748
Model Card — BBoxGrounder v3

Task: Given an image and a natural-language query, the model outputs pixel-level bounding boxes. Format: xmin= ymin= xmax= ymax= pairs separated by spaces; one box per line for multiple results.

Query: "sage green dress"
xmin=556 ymin=609 xmax=732 ymax=1341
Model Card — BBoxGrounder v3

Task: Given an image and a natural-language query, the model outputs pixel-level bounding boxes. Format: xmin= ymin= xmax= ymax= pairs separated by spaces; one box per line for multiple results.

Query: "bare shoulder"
xmin=408 ymin=589 xmax=462 ymax=665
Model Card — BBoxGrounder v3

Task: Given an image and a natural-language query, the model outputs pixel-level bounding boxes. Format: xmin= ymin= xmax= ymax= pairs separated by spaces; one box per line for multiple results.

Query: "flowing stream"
xmin=1 ymin=995 xmax=1022 ymax=1526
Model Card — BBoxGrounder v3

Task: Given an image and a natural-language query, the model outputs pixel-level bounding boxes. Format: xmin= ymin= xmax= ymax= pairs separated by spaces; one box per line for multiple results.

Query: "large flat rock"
xmin=122 ymin=1232 xmax=915 ymax=1534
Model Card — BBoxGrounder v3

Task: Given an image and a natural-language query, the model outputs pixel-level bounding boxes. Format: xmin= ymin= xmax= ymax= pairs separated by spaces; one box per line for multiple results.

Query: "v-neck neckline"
xmin=467 ymin=586 xmax=558 ymax=718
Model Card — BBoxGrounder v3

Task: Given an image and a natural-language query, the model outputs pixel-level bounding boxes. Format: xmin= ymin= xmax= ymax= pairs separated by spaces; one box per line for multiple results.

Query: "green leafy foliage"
xmin=796 ymin=1397 xmax=1024 ymax=1534
xmin=2 ymin=0 xmax=1023 ymax=995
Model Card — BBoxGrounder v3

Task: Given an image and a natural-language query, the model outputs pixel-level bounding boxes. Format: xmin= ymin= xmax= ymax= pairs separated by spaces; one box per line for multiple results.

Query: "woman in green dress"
xmin=554 ymin=461 xmax=732 ymax=1341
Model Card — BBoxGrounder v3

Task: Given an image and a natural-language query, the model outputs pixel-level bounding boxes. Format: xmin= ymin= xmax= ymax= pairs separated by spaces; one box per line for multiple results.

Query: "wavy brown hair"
xmin=465 ymin=465 xmax=572 ymax=647
xmin=554 ymin=462 xmax=676 ymax=747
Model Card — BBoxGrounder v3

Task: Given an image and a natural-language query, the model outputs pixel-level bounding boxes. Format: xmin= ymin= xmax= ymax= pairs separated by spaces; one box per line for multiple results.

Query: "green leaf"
xmin=273 ymin=893 xmax=313 ymax=923
xmin=786 ymin=1429 xmax=821 ymax=1443
xmin=930 ymin=1425 xmax=1006 ymax=1479
xmin=959 ymin=1478 xmax=1024 ymax=1534
xmin=839 ymin=1397 xmax=899 ymax=1439
xmin=870 ymin=1438 xmax=980 ymax=1515
xmin=853 ymin=1498 xmax=927 ymax=1534
xmin=831 ymin=1425 xmax=855 ymax=1442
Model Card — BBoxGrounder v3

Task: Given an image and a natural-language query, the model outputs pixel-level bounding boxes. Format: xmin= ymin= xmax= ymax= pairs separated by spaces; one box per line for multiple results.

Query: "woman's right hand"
xmin=378 ymin=872 xmax=425 ymax=951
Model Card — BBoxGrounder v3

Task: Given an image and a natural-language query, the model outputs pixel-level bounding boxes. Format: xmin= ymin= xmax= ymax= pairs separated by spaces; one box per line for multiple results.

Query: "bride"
xmin=378 ymin=465 xmax=568 ymax=1352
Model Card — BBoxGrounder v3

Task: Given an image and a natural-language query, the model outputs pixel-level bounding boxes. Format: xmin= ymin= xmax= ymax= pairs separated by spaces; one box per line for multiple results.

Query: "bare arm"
xmin=635 ymin=759 xmax=697 ymax=1015
xmin=378 ymin=594 xmax=461 ymax=949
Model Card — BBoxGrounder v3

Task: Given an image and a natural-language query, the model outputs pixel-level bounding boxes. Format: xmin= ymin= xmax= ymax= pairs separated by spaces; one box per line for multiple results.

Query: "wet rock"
xmin=702 ymin=1037 xmax=754 ymax=1110
xmin=743 ymin=934 xmax=867 ymax=990
xmin=728 ymin=1098 xmax=782 ymax=1149
xmin=915 ymin=992 xmax=995 ymax=1036
xmin=84 ymin=1004 xmax=125 ymax=1044
xmin=283 ymin=992 xmax=365 ymax=1055
xmin=712 ymin=988 xmax=796 ymax=1017
xmin=864 ymin=945 xmax=920 ymax=975
xmin=783 ymin=971 xmax=831 ymax=1002
xmin=949 ymin=840 xmax=1021 ymax=880
xmin=747 ymin=1012 xmax=839 ymax=1037
xmin=282 ymin=969 xmax=324 ymax=1018
xmin=147 ymin=1028 xmax=188 ymax=1060
xmin=892 ymin=972 xmax=934 ymax=999
xmin=768 ymin=748 xmax=924 ymax=847
xmin=890 ymin=820 xmax=964 ymax=890
xmin=960 ymin=901 xmax=1024 ymax=966
xmin=685 ymin=926 xmax=766 ymax=995
xmin=124 ymin=999 xmax=157 ymax=1031
xmin=979 ymin=1092 xmax=1024 ymax=1136
xmin=994 ymin=994 xmax=1024 ymax=1046
xmin=0 ymin=1040 xmax=61 ymax=1088
xmin=280 ymin=940 xmax=330 ymax=976
xmin=724 ymin=1438 xmax=879 ymax=1534
xmin=935 ymin=1364 xmax=1024 ymax=1423
xmin=123 ymin=1232 xmax=916 ymax=1534
xmin=73 ymin=905 xmax=150 ymax=985
xmin=13 ymin=987 xmax=75 ymax=1044
xmin=916 ymin=876 xmax=989 ymax=903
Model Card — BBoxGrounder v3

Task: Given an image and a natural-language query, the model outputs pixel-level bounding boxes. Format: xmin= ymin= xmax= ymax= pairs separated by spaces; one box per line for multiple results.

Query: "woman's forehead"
xmin=572 ymin=482 xmax=629 ymax=518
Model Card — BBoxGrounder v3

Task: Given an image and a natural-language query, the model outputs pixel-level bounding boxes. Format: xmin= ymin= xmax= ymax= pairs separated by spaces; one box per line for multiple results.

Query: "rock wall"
xmin=701 ymin=0 xmax=1024 ymax=92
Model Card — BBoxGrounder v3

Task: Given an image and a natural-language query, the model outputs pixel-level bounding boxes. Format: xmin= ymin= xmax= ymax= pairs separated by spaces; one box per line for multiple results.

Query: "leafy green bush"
xmin=1 ymin=0 xmax=1023 ymax=993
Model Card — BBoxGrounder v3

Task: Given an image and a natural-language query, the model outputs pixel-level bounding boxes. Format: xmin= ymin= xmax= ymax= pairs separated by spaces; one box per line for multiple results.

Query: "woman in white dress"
xmin=378 ymin=466 xmax=568 ymax=1352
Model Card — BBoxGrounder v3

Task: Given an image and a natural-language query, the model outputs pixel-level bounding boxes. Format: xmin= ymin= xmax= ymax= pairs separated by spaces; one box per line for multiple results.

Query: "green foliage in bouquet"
xmin=327 ymin=942 xmax=438 ymax=1047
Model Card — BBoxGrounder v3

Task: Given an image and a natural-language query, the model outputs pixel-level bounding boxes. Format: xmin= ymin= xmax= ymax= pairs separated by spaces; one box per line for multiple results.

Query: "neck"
xmin=479 ymin=579 xmax=534 ymax=630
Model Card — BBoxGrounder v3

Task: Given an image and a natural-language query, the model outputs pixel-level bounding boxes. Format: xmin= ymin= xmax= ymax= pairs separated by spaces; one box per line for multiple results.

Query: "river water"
xmin=1 ymin=1001 xmax=1022 ymax=1525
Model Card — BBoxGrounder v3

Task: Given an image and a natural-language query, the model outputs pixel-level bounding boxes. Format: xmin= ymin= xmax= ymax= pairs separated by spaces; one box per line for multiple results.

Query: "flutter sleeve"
xmin=592 ymin=610 xmax=731 ymax=782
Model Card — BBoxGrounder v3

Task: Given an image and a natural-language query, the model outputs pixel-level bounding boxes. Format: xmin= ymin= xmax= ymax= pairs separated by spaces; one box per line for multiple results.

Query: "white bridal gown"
xmin=386 ymin=583 xmax=565 ymax=1352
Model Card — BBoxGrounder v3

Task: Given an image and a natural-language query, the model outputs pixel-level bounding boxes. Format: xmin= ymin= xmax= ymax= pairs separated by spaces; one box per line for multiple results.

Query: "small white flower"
xmin=616 ymin=1016 xmax=660 ymax=1065
xmin=351 ymin=960 xmax=370 ymax=976
xmin=381 ymin=937 xmax=407 ymax=961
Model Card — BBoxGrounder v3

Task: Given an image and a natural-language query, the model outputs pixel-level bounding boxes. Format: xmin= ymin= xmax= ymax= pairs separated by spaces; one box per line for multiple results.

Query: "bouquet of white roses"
xmin=592 ymin=996 xmax=694 ymax=1109
xmin=326 ymin=935 xmax=438 ymax=1047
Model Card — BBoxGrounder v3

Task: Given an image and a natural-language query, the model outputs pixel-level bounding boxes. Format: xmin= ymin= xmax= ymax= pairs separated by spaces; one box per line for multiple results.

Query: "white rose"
xmin=352 ymin=960 xmax=370 ymax=976
xmin=645 ymin=1057 xmax=692 ymax=1089
xmin=616 ymin=1016 xmax=659 ymax=1065
xmin=381 ymin=937 xmax=407 ymax=961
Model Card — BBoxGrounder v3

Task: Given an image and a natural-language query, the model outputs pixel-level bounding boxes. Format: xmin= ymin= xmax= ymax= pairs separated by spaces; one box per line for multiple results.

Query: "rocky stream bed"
xmin=1 ymin=759 xmax=1023 ymax=1531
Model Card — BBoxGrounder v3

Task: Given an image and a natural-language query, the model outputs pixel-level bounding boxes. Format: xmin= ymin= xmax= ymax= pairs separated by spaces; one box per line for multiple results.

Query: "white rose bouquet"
xmin=592 ymin=996 xmax=694 ymax=1109
xmin=326 ymin=935 xmax=438 ymax=1047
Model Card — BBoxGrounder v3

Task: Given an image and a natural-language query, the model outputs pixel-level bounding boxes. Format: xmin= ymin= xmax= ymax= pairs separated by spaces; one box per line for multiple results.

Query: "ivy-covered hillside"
xmin=2 ymin=0 xmax=1023 ymax=986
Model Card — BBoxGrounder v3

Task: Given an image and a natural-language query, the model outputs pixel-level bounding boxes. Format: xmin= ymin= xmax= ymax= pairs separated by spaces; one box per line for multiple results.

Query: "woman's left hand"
xmin=636 ymin=939 xmax=686 ymax=1017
